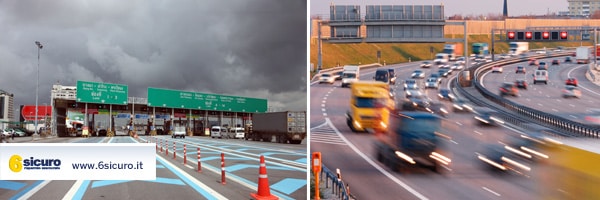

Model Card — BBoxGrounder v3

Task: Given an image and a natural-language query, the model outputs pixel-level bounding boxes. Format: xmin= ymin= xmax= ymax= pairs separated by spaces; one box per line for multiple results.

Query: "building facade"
xmin=568 ymin=0 xmax=600 ymax=16
xmin=0 ymin=89 xmax=15 ymax=129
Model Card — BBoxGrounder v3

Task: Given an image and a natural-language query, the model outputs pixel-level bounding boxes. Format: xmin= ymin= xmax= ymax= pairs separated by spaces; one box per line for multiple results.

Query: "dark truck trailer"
xmin=245 ymin=111 xmax=306 ymax=144
xmin=375 ymin=111 xmax=451 ymax=173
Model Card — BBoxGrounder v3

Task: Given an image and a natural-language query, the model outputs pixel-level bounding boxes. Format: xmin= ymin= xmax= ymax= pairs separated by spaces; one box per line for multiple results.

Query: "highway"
xmin=310 ymin=62 xmax=544 ymax=199
xmin=480 ymin=54 xmax=600 ymax=125
xmin=0 ymin=135 xmax=307 ymax=200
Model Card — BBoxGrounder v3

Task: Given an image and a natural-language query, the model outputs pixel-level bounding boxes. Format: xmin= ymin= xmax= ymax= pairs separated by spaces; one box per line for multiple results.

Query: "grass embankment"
xmin=310 ymin=34 xmax=581 ymax=71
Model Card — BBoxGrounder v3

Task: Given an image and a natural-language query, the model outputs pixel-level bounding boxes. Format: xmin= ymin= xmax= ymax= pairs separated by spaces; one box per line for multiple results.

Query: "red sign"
xmin=22 ymin=105 xmax=52 ymax=121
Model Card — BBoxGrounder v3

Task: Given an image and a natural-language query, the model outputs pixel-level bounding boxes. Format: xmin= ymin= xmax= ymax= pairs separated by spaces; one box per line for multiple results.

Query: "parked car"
xmin=319 ymin=73 xmax=335 ymax=84
xmin=12 ymin=129 xmax=26 ymax=137
xmin=515 ymin=80 xmax=528 ymax=90
xmin=499 ymin=82 xmax=519 ymax=97
xmin=562 ymin=85 xmax=582 ymax=98
xmin=566 ymin=78 xmax=578 ymax=86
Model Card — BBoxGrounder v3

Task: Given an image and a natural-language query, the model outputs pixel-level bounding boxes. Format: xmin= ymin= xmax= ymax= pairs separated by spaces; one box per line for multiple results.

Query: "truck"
xmin=346 ymin=81 xmax=394 ymax=133
xmin=433 ymin=53 xmax=449 ymax=64
xmin=244 ymin=111 xmax=306 ymax=144
xmin=509 ymin=42 xmax=529 ymax=56
xmin=576 ymin=46 xmax=589 ymax=64
xmin=442 ymin=43 xmax=464 ymax=61
xmin=472 ymin=43 xmax=489 ymax=56
xmin=374 ymin=111 xmax=451 ymax=173
xmin=340 ymin=65 xmax=360 ymax=88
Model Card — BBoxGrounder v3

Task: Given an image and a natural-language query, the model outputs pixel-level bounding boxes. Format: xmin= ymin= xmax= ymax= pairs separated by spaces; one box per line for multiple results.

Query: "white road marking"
xmin=321 ymin=104 xmax=325 ymax=107
xmin=455 ymin=121 xmax=463 ymax=126
xmin=526 ymin=99 xmax=531 ymax=101
xmin=323 ymin=113 xmax=327 ymax=116
xmin=323 ymin=97 xmax=327 ymax=100
xmin=62 ymin=180 xmax=85 ymax=200
xmin=545 ymin=95 xmax=550 ymax=98
xmin=474 ymin=131 xmax=483 ymax=135
xmin=322 ymin=100 xmax=326 ymax=104
xmin=552 ymin=109 xmax=558 ymax=112
xmin=321 ymin=108 xmax=326 ymax=112
xmin=570 ymin=115 xmax=577 ymax=118
xmin=556 ymin=99 xmax=561 ymax=102
xmin=451 ymin=140 xmax=459 ymax=144
xmin=569 ymin=104 xmax=575 ymax=107
xmin=482 ymin=187 xmax=501 ymax=196
xmin=18 ymin=180 xmax=50 ymax=200
xmin=568 ymin=65 xmax=600 ymax=96
xmin=537 ymin=103 xmax=543 ymax=106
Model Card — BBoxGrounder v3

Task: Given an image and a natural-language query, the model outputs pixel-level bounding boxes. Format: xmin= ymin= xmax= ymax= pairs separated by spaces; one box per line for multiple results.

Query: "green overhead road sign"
xmin=76 ymin=80 xmax=128 ymax=105
xmin=147 ymin=87 xmax=267 ymax=113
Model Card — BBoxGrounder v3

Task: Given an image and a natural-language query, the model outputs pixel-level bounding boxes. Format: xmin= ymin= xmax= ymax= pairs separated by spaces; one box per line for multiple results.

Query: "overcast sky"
xmin=310 ymin=0 xmax=569 ymax=17
xmin=0 ymin=0 xmax=307 ymax=115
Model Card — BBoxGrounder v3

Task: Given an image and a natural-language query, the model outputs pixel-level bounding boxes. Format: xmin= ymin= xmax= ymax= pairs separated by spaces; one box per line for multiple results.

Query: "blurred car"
xmin=420 ymin=61 xmax=432 ymax=68
xmin=425 ymin=78 xmax=439 ymax=89
xmin=499 ymin=54 xmax=511 ymax=59
xmin=411 ymin=70 xmax=425 ymax=79
xmin=564 ymin=56 xmax=573 ymax=63
xmin=476 ymin=143 xmax=532 ymax=175
xmin=491 ymin=66 xmax=503 ymax=73
xmin=515 ymin=80 xmax=528 ymax=90
xmin=171 ymin=126 xmax=186 ymax=138
xmin=551 ymin=59 xmax=560 ymax=65
xmin=439 ymin=64 xmax=450 ymax=69
xmin=319 ymin=73 xmax=335 ymax=84
xmin=456 ymin=57 xmax=466 ymax=65
xmin=1 ymin=129 xmax=12 ymax=137
xmin=452 ymin=98 xmax=473 ymax=113
xmin=11 ymin=129 xmax=26 ymax=137
xmin=438 ymin=69 xmax=450 ymax=77
xmin=388 ymin=69 xmax=397 ymax=84
xmin=535 ymin=50 xmax=546 ymax=54
xmin=538 ymin=62 xmax=547 ymax=70
xmin=515 ymin=66 xmax=526 ymax=74
xmin=528 ymin=59 xmax=539 ymax=66
xmin=429 ymin=73 xmax=442 ymax=84
xmin=428 ymin=102 xmax=449 ymax=117
xmin=452 ymin=63 xmax=464 ymax=70
xmin=405 ymin=89 xmax=424 ymax=98
xmin=13 ymin=127 xmax=33 ymax=136
xmin=437 ymin=89 xmax=455 ymax=101
xmin=565 ymin=78 xmax=578 ymax=86
xmin=562 ymin=85 xmax=582 ymax=98
xmin=403 ymin=79 xmax=419 ymax=90
xmin=499 ymin=82 xmax=519 ymax=97
xmin=333 ymin=71 xmax=343 ymax=80
xmin=401 ymin=95 xmax=431 ymax=111
xmin=473 ymin=107 xmax=505 ymax=126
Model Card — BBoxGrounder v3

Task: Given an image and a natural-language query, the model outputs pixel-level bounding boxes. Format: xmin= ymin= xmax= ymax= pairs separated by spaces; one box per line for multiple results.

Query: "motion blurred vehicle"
xmin=374 ymin=69 xmax=392 ymax=84
xmin=564 ymin=56 xmax=572 ymax=63
xmin=503 ymin=131 xmax=551 ymax=162
xmin=171 ymin=126 xmax=186 ymax=138
xmin=491 ymin=66 xmax=503 ymax=73
xmin=401 ymin=95 xmax=432 ymax=112
xmin=420 ymin=61 xmax=432 ymax=68
xmin=565 ymin=78 xmax=578 ymax=86
xmin=537 ymin=63 xmax=548 ymax=70
xmin=341 ymin=65 xmax=359 ymax=88
xmin=13 ymin=127 xmax=33 ymax=136
xmin=562 ymin=85 xmax=582 ymax=98
xmin=533 ymin=70 xmax=548 ymax=84
xmin=228 ymin=127 xmax=245 ymax=139
xmin=429 ymin=73 xmax=442 ymax=84
xmin=528 ymin=59 xmax=538 ymax=66
xmin=387 ymin=69 xmax=397 ymax=84
xmin=499 ymin=82 xmax=519 ymax=97
xmin=455 ymin=57 xmax=466 ymax=65
xmin=498 ymin=54 xmax=510 ymax=59
xmin=1 ymin=129 xmax=12 ymax=137
xmin=535 ymin=50 xmax=546 ymax=54
xmin=452 ymin=98 xmax=473 ymax=113
xmin=319 ymin=73 xmax=335 ymax=84
xmin=428 ymin=102 xmax=449 ymax=117
xmin=411 ymin=70 xmax=425 ymax=79
xmin=403 ymin=79 xmax=419 ymax=90
xmin=333 ymin=71 xmax=343 ymax=80
xmin=473 ymin=107 xmax=504 ymax=126
xmin=515 ymin=66 xmax=526 ymax=74
xmin=438 ymin=69 xmax=450 ymax=77
xmin=425 ymin=78 xmax=439 ymax=89
xmin=211 ymin=126 xmax=224 ymax=138
xmin=405 ymin=89 xmax=424 ymax=98
xmin=451 ymin=63 xmax=463 ymax=70
xmin=11 ymin=129 xmax=26 ymax=137
xmin=346 ymin=81 xmax=394 ymax=133
xmin=514 ymin=80 xmax=528 ymax=90
xmin=551 ymin=59 xmax=560 ymax=65
xmin=437 ymin=89 xmax=455 ymax=101
xmin=476 ymin=143 xmax=532 ymax=175
xmin=374 ymin=112 xmax=451 ymax=173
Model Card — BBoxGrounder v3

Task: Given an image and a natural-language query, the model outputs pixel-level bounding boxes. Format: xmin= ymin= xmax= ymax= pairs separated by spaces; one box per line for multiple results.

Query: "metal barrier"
xmin=311 ymin=63 xmax=383 ymax=82
xmin=319 ymin=165 xmax=351 ymax=200
xmin=456 ymin=52 xmax=600 ymax=138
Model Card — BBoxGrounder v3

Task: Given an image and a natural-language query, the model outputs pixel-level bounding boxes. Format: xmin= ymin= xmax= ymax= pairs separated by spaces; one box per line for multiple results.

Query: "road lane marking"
xmin=323 ymin=113 xmax=327 ymax=116
xmin=321 ymin=104 xmax=325 ymax=107
xmin=474 ymin=131 xmax=483 ymax=135
xmin=324 ymin=117 xmax=430 ymax=200
xmin=62 ymin=180 xmax=90 ymax=200
xmin=451 ymin=140 xmax=459 ymax=144
xmin=569 ymin=104 xmax=575 ymax=107
xmin=321 ymin=108 xmax=326 ymax=112
xmin=322 ymin=100 xmax=326 ymax=103
xmin=455 ymin=121 xmax=463 ymax=126
xmin=568 ymin=65 xmax=600 ymax=96
xmin=537 ymin=103 xmax=543 ymax=106
xmin=13 ymin=180 xmax=49 ymax=200
xmin=482 ymin=187 xmax=501 ymax=196
xmin=570 ymin=115 xmax=577 ymax=118
xmin=552 ymin=109 xmax=558 ymax=112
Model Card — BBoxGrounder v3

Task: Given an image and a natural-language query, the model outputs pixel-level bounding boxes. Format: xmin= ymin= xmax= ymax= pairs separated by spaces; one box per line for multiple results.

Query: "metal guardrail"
xmin=311 ymin=63 xmax=383 ymax=82
xmin=456 ymin=52 xmax=600 ymax=138
xmin=319 ymin=165 xmax=351 ymax=200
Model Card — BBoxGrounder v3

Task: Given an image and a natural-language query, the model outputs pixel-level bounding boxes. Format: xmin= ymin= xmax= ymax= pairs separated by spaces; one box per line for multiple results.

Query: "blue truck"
xmin=374 ymin=111 xmax=451 ymax=173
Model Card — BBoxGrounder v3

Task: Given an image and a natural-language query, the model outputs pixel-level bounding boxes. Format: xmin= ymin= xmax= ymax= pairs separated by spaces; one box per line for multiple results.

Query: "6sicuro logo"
xmin=9 ymin=155 xmax=62 ymax=172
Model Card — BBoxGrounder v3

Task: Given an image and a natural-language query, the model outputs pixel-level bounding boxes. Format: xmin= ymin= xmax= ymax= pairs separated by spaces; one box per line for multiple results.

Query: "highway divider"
xmin=455 ymin=52 xmax=600 ymax=138
xmin=318 ymin=165 xmax=351 ymax=200
xmin=310 ymin=63 xmax=383 ymax=82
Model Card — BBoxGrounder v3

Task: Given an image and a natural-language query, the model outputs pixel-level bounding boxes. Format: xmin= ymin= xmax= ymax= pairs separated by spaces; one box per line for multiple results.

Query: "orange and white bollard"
xmin=160 ymin=139 xmax=163 ymax=153
xmin=183 ymin=144 xmax=187 ymax=165
xmin=173 ymin=142 xmax=176 ymax=159
xmin=221 ymin=152 xmax=226 ymax=185
xmin=197 ymin=147 xmax=201 ymax=173
xmin=166 ymin=141 xmax=169 ymax=156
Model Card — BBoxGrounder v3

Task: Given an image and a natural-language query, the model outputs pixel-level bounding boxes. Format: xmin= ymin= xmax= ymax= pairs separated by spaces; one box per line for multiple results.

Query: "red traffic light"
xmin=508 ymin=31 xmax=515 ymax=39
xmin=525 ymin=32 xmax=532 ymax=39
xmin=560 ymin=31 xmax=568 ymax=39
xmin=543 ymin=32 xmax=549 ymax=39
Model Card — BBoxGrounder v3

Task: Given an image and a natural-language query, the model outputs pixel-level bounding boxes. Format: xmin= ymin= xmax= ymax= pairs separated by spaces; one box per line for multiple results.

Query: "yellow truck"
xmin=535 ymin=138 xmax=600 ymax=199
xmin=345 ymin=81 xmax=394 ymax=133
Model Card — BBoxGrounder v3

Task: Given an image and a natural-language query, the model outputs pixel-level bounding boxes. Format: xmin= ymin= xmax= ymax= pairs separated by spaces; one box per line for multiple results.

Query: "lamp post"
xmin=34 ymin=41 xmax=43 ymax=137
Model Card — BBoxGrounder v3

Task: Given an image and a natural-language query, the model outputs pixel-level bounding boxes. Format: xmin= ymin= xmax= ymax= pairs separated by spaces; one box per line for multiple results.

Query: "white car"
xmin=319 ymin=73 xmax=335 ymax=84
xmin=171 ymin=126 xmax=186 ymax=138
xmin=491 ymin=66 xmax=503 ymax=73
xmin=535 ymin=50 xmax=546 ymax=54
xmin=425 ymin=78 xmax=439 ymax=89
xmin=228 ymin=127 xmax=245 ymax=139
xmin=211 ymin=126 xmax=224 ymax=138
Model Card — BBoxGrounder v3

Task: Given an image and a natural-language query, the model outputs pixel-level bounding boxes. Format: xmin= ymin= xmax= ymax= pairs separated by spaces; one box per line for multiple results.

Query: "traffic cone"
xmin=250 ymin=155 xmax=278 ymax=200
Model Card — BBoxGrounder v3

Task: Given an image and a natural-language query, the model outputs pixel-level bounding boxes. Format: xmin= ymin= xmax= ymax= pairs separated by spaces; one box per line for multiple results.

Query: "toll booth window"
xmin=355 ymin=97 xmax=387 ymax=108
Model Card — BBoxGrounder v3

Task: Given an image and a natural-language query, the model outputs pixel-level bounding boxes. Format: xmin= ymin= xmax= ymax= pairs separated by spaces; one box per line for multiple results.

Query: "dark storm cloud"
xmin=0 ymin=0 xmax=307 ymax=116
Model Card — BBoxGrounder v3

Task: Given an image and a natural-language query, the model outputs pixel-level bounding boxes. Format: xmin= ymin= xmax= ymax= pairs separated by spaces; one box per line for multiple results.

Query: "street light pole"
xmin=35 ymin=41 xmax=43 ymax=137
